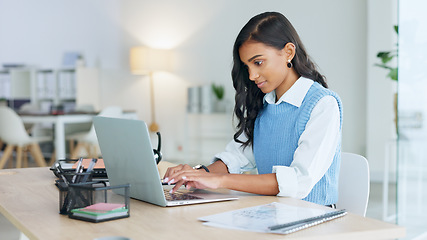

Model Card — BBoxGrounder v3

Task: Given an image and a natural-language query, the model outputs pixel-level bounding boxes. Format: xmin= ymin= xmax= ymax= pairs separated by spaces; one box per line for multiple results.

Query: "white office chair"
xmin=336 ymin=152 xmax=370 ymax=216
xmin=67 ymin=106 xmax=123 ymax=158
xmin=0 ymin=106 xmax=50 ymax=169
xmin=74 ymin=104 xmax=95 ymax=113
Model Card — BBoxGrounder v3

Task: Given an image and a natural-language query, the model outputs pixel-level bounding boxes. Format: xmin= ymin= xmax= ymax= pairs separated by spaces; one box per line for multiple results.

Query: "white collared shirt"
xmin=213 ymin=77 xmax=341 ymax=199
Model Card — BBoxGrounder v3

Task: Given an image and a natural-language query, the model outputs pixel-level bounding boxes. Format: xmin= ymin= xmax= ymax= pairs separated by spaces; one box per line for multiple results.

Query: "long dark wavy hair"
xmin=232 ymin=12 xmax=328 ymax=148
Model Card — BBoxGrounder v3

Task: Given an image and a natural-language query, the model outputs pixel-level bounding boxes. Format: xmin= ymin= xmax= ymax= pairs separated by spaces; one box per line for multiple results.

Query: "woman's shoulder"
xmin=309 ymin=82 xmax=341 ymax=102
xmin=301 ymin=83 xmax=342 ymax=115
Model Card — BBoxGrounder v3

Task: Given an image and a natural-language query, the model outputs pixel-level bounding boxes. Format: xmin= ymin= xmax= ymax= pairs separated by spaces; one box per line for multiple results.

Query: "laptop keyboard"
xmin=164 ymin=189 xmax=202 ymax=201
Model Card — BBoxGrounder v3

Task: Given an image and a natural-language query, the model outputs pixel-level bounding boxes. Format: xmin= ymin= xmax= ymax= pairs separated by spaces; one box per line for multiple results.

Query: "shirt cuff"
xmin=272 ymin=166 xmax=298 ymax=198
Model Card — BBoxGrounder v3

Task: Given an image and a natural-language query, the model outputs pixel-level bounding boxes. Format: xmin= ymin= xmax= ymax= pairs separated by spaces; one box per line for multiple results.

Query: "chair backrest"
xmin=0 ymin=106 xmax=32 ymax=145
xmin=74 ymin=104 xmax=95 ymax=113
xmin=18 ymin=103 xmax=39 ymax=113
xmin=85 ymin=106 xmax=123 ymax=143
xmin=336 ymin=152 xmax=370 ymax=216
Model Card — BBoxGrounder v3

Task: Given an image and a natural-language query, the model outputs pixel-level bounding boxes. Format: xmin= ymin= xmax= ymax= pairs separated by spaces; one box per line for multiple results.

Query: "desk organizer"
xmin=57 ymin=180 xmax=130 ymax=223
xmin=57 ymin=171 xmax=94 ymax=215
xmin=50 ymin=158 xmax=108 ymax=179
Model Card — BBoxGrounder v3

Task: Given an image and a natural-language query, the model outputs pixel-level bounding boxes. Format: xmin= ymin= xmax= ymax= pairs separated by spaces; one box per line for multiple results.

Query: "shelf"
xmin=0 ymin=67 xmax=79 ymax=111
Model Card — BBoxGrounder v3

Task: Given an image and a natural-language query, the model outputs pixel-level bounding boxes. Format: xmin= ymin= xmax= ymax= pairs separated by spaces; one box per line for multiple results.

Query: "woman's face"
xmin=239 ymin=41 xmax=297 ymax=99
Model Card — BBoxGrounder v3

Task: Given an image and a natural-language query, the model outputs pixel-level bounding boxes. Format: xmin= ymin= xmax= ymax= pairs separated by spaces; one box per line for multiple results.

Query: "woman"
xmin=163 ymin=12 xmax=342 ymax=206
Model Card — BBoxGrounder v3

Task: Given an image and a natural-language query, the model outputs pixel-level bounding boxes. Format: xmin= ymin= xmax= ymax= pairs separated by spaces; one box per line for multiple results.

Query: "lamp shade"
xmin=130 ymin=47 xmax=172 ymax=75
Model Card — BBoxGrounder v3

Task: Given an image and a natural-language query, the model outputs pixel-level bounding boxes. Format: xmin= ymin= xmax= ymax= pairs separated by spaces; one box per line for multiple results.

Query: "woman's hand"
xmin=163 ymin=164 xmax=193 ymax=182
xmin=163 ymin=164 xmax=225 ymax=193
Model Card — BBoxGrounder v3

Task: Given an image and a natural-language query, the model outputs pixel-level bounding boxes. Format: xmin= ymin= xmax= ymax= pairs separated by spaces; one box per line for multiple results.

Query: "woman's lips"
xmin=256 ymin=81 xmax=266 ymax=88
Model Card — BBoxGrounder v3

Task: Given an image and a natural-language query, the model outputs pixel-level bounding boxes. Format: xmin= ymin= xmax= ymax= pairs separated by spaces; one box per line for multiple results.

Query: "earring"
xmin=287 ymin=59 xmax=293 ymax=68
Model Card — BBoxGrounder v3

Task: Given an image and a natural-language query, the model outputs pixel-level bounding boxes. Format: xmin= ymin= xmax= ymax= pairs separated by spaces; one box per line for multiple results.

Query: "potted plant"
xmin=375 ymin=25 xmax=398 ymax=81
xmin=375 ymin=25 xmax=398 ymax=133
xmin=211 ymin=83 xmax=225 ymax=112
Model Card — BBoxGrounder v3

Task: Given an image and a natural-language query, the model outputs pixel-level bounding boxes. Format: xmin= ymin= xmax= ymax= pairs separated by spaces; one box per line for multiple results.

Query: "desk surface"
xmin=0 ymin=168 xmax=405 ymax=240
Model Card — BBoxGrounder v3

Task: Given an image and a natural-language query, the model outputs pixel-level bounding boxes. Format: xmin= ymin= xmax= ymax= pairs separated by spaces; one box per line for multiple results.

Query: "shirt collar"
xmin=264 ymin=77 xmax=314 ymax=107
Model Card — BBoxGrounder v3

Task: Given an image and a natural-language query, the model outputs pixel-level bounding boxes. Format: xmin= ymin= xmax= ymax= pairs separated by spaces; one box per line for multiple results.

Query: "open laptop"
xmin=93 ymin=116 xmax=238 ymax=207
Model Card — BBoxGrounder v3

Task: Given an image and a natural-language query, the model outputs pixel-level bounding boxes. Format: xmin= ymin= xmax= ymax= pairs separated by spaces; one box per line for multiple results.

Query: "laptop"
xmin=93 ymin=116 xmax=238 ymax=207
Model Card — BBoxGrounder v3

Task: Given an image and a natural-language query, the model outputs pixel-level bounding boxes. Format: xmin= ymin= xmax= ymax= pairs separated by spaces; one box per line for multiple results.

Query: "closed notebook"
xmin=71 ymin=210 xmax=128 ymax=221
xmin=70 ymin=203 xmax=128 ymax=221
xmin=199 ymin=202 xmax=347 ymax=235
xmin=79 ymin=203 xmax=125 ymax=212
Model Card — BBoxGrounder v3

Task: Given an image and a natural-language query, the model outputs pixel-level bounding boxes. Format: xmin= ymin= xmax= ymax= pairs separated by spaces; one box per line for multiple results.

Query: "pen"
xmin=268 ymin=209 xmax=347 ymax=231
xmin=72 ymin=157 xmax=83 ymax=183
xmin=75 ymin=165 xmax=84 ymax=183
xmin=81 ymin=158 xmax=97 ymax=183
xmin=61 ymin=174 xmax=69 ymax=185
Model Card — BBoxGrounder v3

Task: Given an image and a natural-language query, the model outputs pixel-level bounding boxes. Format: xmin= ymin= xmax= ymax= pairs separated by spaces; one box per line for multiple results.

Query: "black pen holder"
xmin=57 ymin=178 xmax=98 ymax=215
xmin=56 ymin=171 xmax=94 ymax=214
xmin=66 ymin=182 xmax=130 ymax=223
xmin=62 ymin=171 xmax=94 ymax=184
xmin=57 ymin=180 xmax=70 ymax=215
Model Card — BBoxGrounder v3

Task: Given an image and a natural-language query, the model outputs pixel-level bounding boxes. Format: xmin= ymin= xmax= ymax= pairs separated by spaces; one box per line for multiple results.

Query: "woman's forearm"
xmin=208 ymin=159 xmax=279 ymax=195
xmin=220 ymin=173 xmax=279 ymax=196
xmin=207 ymin=160 xmax=229 ymax=173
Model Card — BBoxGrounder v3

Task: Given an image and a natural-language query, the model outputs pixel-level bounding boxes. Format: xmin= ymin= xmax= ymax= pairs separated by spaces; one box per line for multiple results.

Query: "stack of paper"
xmin=71 ymin=203 xmax=128 ymax=221
xmin=199 ymin=202 xmax=346 ymax=235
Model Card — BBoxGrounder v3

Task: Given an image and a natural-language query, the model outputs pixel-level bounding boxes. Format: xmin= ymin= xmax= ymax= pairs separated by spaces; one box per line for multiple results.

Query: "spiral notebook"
xmin=199 ymin=202 xmax=347 ymax=235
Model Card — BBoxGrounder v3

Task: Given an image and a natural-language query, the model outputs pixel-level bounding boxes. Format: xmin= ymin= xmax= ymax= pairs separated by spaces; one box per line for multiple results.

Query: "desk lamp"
xmin=130 ymin=47 xmax=172 ymax=132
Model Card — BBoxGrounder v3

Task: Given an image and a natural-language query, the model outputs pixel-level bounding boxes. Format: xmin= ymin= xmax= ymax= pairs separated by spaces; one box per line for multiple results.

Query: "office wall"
xmin=0 ymin=0 xmax=122 ymax=69
xmin=0 ymin=0 xmax=380 ymax=174
xmin=366 ymin=0 xmax=398 ymax=181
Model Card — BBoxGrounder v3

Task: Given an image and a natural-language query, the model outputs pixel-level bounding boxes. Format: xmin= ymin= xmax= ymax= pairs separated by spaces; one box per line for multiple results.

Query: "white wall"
xmin=0 ymin=0 xmax=373 ymax=167
xmin=0 ymin=0 xmax=122 ymax=69
xmin=366 ymin=0 xmax=398 ymax=181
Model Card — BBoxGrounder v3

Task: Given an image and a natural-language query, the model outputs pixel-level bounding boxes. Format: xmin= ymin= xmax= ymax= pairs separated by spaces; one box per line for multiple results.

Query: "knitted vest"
xmin=253 ymin=82 xmax=343 ymax=205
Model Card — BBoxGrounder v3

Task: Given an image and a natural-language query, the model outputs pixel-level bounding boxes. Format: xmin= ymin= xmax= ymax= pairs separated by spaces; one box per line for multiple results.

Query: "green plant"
xmin=375 ymin=25 xmax=399 ymax=81
xmin=212 ymin=83 xmax=224 ymax=100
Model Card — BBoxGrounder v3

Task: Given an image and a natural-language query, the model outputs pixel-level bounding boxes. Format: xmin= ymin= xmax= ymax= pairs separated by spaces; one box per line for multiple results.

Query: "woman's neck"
xmin=275 ymin=71 xmax=300 ymax=101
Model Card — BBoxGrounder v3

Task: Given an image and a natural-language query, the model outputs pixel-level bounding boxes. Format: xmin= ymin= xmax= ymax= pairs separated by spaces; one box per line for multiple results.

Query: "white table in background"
xmin=21 ymin=113 xmax=94 ymax=161
xmin=20 ymin=111 xmax=138 ymax=161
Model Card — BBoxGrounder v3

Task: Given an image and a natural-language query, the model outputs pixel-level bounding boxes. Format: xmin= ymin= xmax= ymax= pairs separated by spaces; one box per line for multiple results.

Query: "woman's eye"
xmin=254 ymin=60 xmax=263 ymax=66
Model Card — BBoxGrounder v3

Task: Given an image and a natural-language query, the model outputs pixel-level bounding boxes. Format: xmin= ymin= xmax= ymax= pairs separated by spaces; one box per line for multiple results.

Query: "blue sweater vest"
xmin=253 ymin=82 xmax=343 ymax=205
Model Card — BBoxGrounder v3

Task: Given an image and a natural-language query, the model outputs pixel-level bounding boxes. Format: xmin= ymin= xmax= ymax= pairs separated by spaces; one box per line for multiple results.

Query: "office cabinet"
xmin=34 ymin=68 xmax=77 ymax=111
xmin=0 ymin=67 xmax=83 ymax=112
xmin=0 ymin=68 xmax=32 ymax=99
xmin=0 ymin=66 xmax=101 ymax=113
xmin=0 ymin=68 xmax=33 ymax=109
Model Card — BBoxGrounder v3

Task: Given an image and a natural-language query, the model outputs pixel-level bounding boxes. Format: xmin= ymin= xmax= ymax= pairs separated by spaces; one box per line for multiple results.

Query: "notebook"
xmin=93 ymin=116 xmax=238 ymax=207
xmin=199 ymin=202 xmax=347 ymax=234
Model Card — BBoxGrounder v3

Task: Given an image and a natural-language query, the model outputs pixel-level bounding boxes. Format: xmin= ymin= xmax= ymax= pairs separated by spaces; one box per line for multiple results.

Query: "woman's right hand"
xmin=163 ymin=164 xmax=201 ymax=193
xmin=163 ymin=164 xmax=226 ymax=193
xmin=162 ymin=164 xmax=193 ymax=183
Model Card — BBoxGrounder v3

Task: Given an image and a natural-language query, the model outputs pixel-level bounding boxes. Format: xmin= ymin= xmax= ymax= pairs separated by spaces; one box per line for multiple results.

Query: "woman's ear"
xmin=283 ymin=42 xmax=296 ymax=60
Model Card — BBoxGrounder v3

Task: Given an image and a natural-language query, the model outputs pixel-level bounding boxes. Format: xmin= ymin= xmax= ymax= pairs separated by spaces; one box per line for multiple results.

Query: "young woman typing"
xmin=163 ymin=12 xmax=342 ymax=206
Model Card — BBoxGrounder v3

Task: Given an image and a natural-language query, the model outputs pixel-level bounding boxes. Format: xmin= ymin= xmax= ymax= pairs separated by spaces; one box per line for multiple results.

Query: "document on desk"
xmin=199 ymin=202 xmax=347 ymax=235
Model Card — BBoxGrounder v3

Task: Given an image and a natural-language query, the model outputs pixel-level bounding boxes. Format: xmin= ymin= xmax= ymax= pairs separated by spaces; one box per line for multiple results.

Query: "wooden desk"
xmin=0 ymin=168 xmax=405 ymax=240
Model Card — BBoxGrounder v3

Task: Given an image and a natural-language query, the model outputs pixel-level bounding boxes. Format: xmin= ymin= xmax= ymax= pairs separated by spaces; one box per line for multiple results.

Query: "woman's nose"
xmin=248 ymin=68 xmax=259 ymax=81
